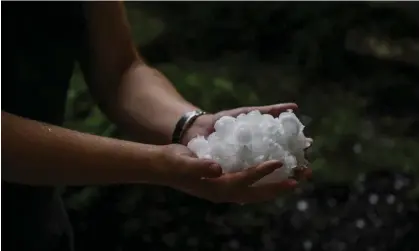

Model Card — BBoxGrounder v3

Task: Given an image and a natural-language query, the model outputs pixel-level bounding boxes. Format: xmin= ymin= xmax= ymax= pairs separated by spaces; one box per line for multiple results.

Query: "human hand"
xmin=158 ymin=145 xmax=300 ymax=204
xmin=181 ymin=103 xmax=299 ymax=145
xmin=181 ymin=102 xmax=312 ymax=181
xmin=155 ymin=144 xmax=223 ymax=186
xmin=170 ymin=159 xmax=298 ymax=204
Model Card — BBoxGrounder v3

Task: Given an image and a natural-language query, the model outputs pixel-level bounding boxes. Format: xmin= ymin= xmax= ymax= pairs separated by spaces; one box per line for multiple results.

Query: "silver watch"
xmin=171 ymin=110 xmax=206 ymax=144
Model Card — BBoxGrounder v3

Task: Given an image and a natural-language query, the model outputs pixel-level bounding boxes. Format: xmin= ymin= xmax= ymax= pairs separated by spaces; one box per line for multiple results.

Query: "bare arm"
xmin=78 ymin=2 xmax=198 ymax=145
xmin=1 ymin=111 xmax=165 ymax=186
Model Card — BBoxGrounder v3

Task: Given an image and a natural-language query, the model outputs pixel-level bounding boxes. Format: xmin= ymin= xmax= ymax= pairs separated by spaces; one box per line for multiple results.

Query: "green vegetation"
xmin=65 ymin=2 xmax=419 ymax=185
xmin=62 ymin=3 xmax=419 ymax=250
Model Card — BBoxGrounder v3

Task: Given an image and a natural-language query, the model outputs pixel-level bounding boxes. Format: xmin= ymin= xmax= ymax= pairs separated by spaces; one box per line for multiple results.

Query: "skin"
xmin=2 ymin=111 xmax=221 ymax=186
xmin=1 ymin=1 xmax=311 ymax=204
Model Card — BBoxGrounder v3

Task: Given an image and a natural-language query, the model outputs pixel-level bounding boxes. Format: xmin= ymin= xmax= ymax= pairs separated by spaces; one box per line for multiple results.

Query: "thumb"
xmin=219 ymin=103 xmax=298 ymax=118
xmin=234 ymin=160 xmax=283 ymax=186
xmin=181 ymin=156 xmax=223 ymax=179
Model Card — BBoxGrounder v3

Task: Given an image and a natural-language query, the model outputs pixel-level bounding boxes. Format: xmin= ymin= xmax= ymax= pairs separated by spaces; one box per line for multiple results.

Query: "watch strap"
xmin=172 ymin=110 xmax=206 ymax=144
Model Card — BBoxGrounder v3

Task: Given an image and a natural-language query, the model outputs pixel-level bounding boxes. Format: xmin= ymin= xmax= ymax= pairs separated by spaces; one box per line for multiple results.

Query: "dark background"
xmin=62 ymin=2 xmax=419 ymax=251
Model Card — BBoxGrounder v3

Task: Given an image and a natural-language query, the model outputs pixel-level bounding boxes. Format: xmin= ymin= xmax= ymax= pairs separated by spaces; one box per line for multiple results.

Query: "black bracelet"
xmin=171 ymin=110 xmax=206 ymax=144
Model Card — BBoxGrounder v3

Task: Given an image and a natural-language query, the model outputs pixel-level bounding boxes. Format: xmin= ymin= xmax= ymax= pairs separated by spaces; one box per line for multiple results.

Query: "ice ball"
xmin=187 ymin=109 xmax=312 ymax=186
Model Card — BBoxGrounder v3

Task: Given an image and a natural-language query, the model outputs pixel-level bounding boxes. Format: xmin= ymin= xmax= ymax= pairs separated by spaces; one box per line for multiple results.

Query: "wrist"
xmin=180 ymin=114 xmax=214 ymax=145
xmin=146 ymin=145 xmax=171 ymax=185
xmin=131 ymin=144 xmax=172 ymax=186
xmin=171 ymin=110 xmax=208 ymax=145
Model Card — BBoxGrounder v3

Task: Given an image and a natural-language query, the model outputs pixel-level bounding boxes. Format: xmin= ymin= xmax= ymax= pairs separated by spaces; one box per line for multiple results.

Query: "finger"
xmin=305 ymin=138 xmax=313 ymax=148
xmin=220 ymin=103 xmax=298 ymax=118
xmin=257 ymin=103 xmax=299 ymax=117
xmin=183 ymin=158 xmax=223 ymax=179
xmin=179 ymin=149 xmax=198 ymax=158
xmin=231 ymin=160 xmax=283 ymax=186
xmin=236 ymin=179 xmax=298 ymax=204
xmin=293 ymin=167 xmax=312 ymax=181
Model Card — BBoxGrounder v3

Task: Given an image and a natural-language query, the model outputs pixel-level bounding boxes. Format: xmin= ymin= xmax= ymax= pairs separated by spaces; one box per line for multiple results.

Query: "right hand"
xmin=158 ymin=144 xmax=308 ymax=204
xmin=156 ymin=144 xmax=223 ymax=185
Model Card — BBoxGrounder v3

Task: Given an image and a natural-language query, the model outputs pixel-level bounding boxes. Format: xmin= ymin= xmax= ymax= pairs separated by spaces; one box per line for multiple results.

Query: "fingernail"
xmin=288 ymin=179 xmax=298 ymax=186
xmin=210 ymin=164 xmax=222 ymax=175
xmin=280 ymin=179 xmax=298 ymax=190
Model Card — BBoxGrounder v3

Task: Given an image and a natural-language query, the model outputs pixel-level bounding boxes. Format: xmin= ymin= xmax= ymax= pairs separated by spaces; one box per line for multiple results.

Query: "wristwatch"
xmin=172 ymin=110 xmax=207 ymax=144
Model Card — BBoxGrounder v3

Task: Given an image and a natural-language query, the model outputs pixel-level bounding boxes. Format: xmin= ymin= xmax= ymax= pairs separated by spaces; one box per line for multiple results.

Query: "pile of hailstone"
xmin=187 ymin=110 xmax=313 ymax=185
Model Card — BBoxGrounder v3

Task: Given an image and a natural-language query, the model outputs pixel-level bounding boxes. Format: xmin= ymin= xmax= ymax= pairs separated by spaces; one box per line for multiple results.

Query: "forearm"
xmin=80 ymin=2 xmax=198 ymax=145
xmin=117 ymin=64 xmax=198 ymax=144
xmin=1 ymin=111 xmax=164 ymax=186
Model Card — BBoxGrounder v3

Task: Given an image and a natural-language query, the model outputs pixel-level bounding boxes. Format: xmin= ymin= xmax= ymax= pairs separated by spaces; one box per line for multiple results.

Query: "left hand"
xmin=181 ymin=102 xmax=312 ymax=181
xmin=181 ymin=102 xmax=299 ymax=145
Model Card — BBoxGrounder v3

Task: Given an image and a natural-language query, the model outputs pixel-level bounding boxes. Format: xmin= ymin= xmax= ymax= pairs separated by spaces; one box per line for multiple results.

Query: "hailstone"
xmin=187 ymin=109 xmax=312 ymax=185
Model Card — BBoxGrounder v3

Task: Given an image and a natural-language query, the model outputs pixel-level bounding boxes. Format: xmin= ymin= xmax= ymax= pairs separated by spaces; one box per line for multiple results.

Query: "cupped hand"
xmin=159 ymin=144 xmax=305 ymax=204
xmin=180 ymin=102 xmax=312 ymax=181
xmin=173 ymin=160 xmax=300 ymax=204
xmin=156 ymin=144 xmax=222 ymax=185
xmin=181 ymin=103 xmax=299 ymax=144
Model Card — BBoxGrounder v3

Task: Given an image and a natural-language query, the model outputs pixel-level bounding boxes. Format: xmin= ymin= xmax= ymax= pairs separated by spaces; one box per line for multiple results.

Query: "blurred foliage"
xmin=63 ymin=2 xmax=419 ymax=251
